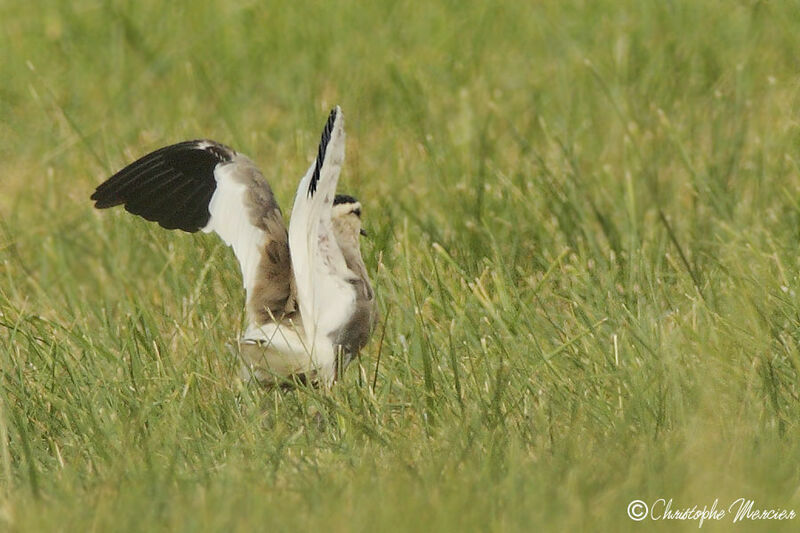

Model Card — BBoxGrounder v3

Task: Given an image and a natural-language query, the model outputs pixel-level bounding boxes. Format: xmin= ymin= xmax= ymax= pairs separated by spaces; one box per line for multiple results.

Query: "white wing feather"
xmin=202 ymin=159 xmax=267 ymax=304
xmin=288 ymin=107 xmax=356 ymax=369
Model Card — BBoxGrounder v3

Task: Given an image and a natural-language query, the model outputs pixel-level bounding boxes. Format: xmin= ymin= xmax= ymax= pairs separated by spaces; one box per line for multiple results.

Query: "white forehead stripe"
xmin=332 ymin=201 xmax=362 ymax=218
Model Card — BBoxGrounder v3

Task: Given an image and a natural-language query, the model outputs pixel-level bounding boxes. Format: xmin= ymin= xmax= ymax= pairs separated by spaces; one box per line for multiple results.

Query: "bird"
xmin=90 ymin=107 xmax=377 ymax=388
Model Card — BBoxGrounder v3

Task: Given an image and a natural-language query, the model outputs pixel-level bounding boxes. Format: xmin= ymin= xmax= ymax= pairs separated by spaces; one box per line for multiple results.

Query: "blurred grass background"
xmin=2 ymin=0 xmax=800 ymax=530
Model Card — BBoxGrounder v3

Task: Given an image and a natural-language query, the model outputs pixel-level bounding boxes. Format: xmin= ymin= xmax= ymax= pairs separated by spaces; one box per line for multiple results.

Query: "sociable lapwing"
xmin=91 ymin=107 xmax=377 ymax=387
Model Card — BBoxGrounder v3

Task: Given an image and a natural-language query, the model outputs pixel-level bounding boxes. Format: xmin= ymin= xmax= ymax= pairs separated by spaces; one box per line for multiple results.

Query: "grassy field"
xmin=2 ymin=0 xmax=800 ymax=530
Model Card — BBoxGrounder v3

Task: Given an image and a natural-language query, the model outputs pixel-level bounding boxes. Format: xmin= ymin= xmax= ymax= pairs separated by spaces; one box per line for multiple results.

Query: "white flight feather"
xmin=202 ymin=160 xmax=267 ymax=304
xmin=288 ymin=107 xmax=356 ymax=378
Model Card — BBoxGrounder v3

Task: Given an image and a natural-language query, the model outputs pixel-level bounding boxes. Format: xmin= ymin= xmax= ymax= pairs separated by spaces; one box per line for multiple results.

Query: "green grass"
xmin=2 ymin=0 xmax=800 ymax=530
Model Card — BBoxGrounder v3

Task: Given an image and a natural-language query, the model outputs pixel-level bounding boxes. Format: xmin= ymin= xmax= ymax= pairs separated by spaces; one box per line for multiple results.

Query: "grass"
xmin=2 ymin=0 xmax=800 ymax=530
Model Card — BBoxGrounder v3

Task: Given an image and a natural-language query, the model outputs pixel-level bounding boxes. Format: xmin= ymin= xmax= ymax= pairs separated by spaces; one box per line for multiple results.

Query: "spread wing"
xmin=288 ymin=106 xmax=356 ymax=346
xmin=91 ymin=140 xmax=293 ymax=324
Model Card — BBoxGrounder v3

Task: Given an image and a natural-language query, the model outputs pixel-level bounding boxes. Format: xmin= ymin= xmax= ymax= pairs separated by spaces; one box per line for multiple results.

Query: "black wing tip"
xmin=327 ymin=105 xmax=340 ymax=123
xmin=89 ymin=189 xmax=102 ymax=204
xmin=91 ymin=196 xmax=122 ymax=209
xmin=308 ymin=106 xmax=341 ymax=197
xmin=91 ymin=184 xmax=124 ymax=208
xmin=90 ymin=140 xmax=230 ymax=229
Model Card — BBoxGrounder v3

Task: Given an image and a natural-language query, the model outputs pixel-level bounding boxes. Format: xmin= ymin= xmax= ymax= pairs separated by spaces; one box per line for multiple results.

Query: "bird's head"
xmin=331 ymin=194 xmax=367 ymax=245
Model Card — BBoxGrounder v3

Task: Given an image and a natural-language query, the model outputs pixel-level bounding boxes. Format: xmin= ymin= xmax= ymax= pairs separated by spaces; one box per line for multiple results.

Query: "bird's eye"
xmin=352 ymin=208 xmax=361 ymax=217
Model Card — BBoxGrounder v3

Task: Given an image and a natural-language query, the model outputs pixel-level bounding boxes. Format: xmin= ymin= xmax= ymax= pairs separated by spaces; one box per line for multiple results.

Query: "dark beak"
xmin=360 ymin=228 xmax=368 ymax=237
